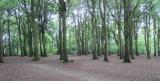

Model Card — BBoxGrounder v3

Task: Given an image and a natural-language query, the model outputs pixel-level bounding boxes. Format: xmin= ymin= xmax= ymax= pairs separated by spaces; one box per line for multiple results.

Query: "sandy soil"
xmin=0 ymin=55 xmax=160 ymax=81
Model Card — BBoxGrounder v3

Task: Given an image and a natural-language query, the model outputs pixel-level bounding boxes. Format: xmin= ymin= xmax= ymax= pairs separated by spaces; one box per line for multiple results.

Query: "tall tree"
xmin=158 ymin=21 xmax=160 ymax=56
xmin=59 ymin=0 xmax=69 ymax=62
xmin=31 ymin=0 xmax=40 ymax=61
xmin=7 ymin=10 xmax=13 ymax=56
xmin=106 ymin=0 xmax=124 ymax=59
xmin=15 ymin=8 xmax=23 ymax=57
xmin=144 ymin=2 xmax=151 ymax=59
xmin=87 ymin=0 xmax=99 ymax=59
xmin=123 ymin=0 xmax=132 ymax=63
xmin=99 ymin=0 xmax=109 ymax=61
xmin=37 ymin=0 xmax=48 ymax=57
xmin=0 ymin=12 xmax=4 ymax=63
xmin=153 ymin=17 xmax=157 ymax=56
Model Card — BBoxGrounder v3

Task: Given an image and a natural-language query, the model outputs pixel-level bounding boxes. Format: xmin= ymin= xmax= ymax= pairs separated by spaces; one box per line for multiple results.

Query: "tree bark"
xmin=123 ymin=0 xmax=131 ymax=63
xmin=59 ymin=0 xmax=69 ymax=62
xmin=31 ymin=0 xmax=40 ymax=61
xmin=0 ymin=15 xmax=4 ymax=63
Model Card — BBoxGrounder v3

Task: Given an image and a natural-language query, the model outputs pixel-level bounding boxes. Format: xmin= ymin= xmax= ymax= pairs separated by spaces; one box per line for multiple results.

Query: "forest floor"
xmin=0 ymin=55 xmax=160 ymax=81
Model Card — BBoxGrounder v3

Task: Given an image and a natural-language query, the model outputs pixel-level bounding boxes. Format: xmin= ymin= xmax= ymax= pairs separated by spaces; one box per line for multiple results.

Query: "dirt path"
xmin=0 ymin=55 xmax=160 ymax=81
xmin=0 ymin=59 xmax=120 ymax=81
xmin=31 ymin=63 xmax=119 ymax=81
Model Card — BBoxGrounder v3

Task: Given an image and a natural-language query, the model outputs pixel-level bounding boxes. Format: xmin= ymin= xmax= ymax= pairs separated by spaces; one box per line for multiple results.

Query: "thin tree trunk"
xmin=7 ymin=11 xmax=12 ymax=56
xmin=58 ymin=6 xmax=63 ymax=60
xmin=153 ymin=19 xmax=157 ymax=56
xmin=0 ymin=16 xmax=4 ymax=63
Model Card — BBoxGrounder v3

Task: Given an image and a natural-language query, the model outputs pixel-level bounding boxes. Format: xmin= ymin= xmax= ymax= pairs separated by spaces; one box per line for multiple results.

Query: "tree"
xmin=7 ymin=10 xmax=13 ymax=56
xmin=59 ymin=0 xmax=69 ymax=62
xmin=31 ymin=0 xmax=40 ymax=61
xmin=158 ymin=21 xmax=160 ymax=56
xmin=15 ymin=8 xmax=23 ymax=57
xmin=37 ymin=0 xmax=48 ymax=57
xmin=0 ymin=12 xmax=4 ymax=63
xmin=123 ymin=0 xmax=132 ymax=63
xmin=22 ymin=0 xmax=33 ymax=57
xmin=106 ymin=0 xmax=124 ymax=59
xmin=87 ymin=0 xmax=99 ymax=60
xmin=143 ymin=1 xmax=152 ymax=59
xmin=99 ymin=0 xmax=109 ymax=61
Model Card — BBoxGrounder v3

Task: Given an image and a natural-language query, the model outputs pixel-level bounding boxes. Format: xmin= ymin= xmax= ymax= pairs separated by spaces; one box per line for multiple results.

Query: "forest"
xmin=0 ymin=0 xmax=160 ymax=81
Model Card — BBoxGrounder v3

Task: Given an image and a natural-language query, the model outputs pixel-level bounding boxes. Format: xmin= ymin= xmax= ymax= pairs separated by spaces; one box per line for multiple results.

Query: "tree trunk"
xmin=0 ymin=16 xmax=4 ymax=63
xmin=58 ymin=11 xmax=63 ymax=60
xmin=123 ymin=0 xmax=131 ymax=63
xmin=59 ymin=0 xmax=69 ymax=62
xmin=158 ymin=21 xmax=160 ymax=56
xmin=28 ymin=22 xmax=33 ymax=57
xmin=99 ymin=0 xmax=109 ymax=61
xmin=153 ymin=19 xmax=157 ymax=56
xmin=31 ymin=0 xmax=40 ymax=61
xmin=7 ymin=11 xmax=12 ymax=56
xmin=144 ymin=15 xmax=151 ymax=59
